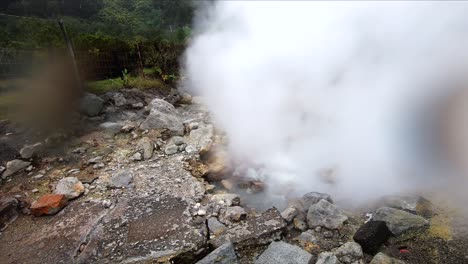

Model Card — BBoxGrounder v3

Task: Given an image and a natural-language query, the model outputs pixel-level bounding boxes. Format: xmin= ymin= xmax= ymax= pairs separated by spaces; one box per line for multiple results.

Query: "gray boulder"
xmin=307 ymin=199 xmax=348 ymax=229
xmin=164 ymin=145 xmax=179 ymax=155
xmin=372 ymin=207 xmax=429 ymax=236
xmin=140 ymin=99 xmax=184 ymax=135
xmin=2 ymin=160 xmax=31 ymax=178
xmin=255 ymin=241 xmax=312 ymax=264
xmin=19 ymin=143 xmax=42 ymax=159
xmin=316 ymin=252 xmax=341 ymax=264
xmin=301 ymin=192 xmax=333 ymax=212
xmin=79 ymin=93 xmax=104 ymax=117
xmin=54 ymin=177 xmax=84 ymax=199
xmin=281 ymin=207 xmax=298 ymax=222
xmin=113 ymin=93 xmax=127 ymax=107
xmin=369 ymin=253 xmax=406 ymax=264
xmin=380 ymin=195 xmax=433 ymax=218
xmin=196 ymin=242 xmax=238 ymax=264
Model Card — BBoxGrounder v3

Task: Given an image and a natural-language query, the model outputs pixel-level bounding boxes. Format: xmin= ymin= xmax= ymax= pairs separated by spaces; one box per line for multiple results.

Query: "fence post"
xmin=136 ymin=43 xmax=145 ymax=78
xmin=57 ymin=19 xmax=82 ymax=92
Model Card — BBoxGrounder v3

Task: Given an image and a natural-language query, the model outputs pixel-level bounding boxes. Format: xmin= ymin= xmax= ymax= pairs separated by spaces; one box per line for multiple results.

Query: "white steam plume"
xmin=184 ymin=1 xmax=468 ymax=204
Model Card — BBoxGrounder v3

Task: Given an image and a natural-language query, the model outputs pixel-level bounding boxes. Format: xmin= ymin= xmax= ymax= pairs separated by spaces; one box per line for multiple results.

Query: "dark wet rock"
xmin=332 ymin=242 xmax=363 ymax=264
xmin=307 ymin=199 xmax=348 ymax=229
xmin=301 ymin=192 xmax=333 ymax=212
xmin=140 ymin=99 xmax=184 ymax=135
xmin=208 ymin=217 xmax=227 ymax=237
xmin=30 ymin=194 xmax=68 ymax=216
xmin=196 ymin=242 xmax=238 ymax=264
xmin=316 ymin=252 xmax=341 ymax=264
xmin=53 ymin=177 xmax=85 ymax=199
xmin=373 ymin=207 xmax=429 ymax=236
xmin=211 ymin=208 xmax=287 ymax=249
xmin=138 ymin=137 xmax=154 ymax=160
xmin=20 ymin=142 xmax=43 ymax=159
xmin=79 ymin=93 xmax=104 ymax=117
xmin=353 ymin=220 xmax=391 ymax=255
xmin=78 ymin=195 xmax=207 ymax=263
xmin=0 ymin=197 xmax=19 ymax=230
xmin=281 ymin=206 xmax=298 ymax=222
xmin=2 ymin=159 xmax=31 ymax=178
xmin=109 ymin=171 xmax=133 ymax=188
xmin=369 ymin=253 xmax=406 ymax=264
xmin=255 ymin=241 xmax=313 ymax=264
xmin=380 ymin=195 xmax=433 ymax=218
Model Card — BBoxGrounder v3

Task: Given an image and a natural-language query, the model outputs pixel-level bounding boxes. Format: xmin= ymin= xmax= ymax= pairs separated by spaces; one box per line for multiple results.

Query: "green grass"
xmin=86 ymin=76 xmax=169 ymax=94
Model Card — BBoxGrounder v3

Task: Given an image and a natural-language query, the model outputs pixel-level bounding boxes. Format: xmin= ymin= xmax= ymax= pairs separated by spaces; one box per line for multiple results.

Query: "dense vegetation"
xmin=0 ymin=0 xmax=195 ymax=83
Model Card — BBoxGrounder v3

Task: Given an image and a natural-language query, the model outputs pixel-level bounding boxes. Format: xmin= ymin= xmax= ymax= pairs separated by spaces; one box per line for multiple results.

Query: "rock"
xmin=138 ymin=137 xmax=154 ymax=160
xmin=33 ymin=174 xmax=44 ymax=180
xmin=301 ymin=192 xmax=333 ymax=212
xmin=307 ymin=199 xmax=348 ymax=229
xmin=79 ymin=93 xmax=104 ymax=117
xmin=220 ymin=206 xmax=247 ymax=223
xmin=2 ymin=159 xmax=31 ymax=178
xmin=211 ymin=208 xmax=286 ymax=248
xmin=113 ymin=93 xmax=127 ymax=107
xmin=316 ymin=252 xmax=341 ymax=264
xmin=179 ymin=92 xmax=193 ymax=105
xmin=170 ymin=136 xmax=185 ymax=146
xmin=131 ymin=102 xmax=144 ymax=109
xmin=189 ymin=123 xmax=214 ymax=153
xmin=293 ymin=217 xmax=308 ymax=231
xmin=353 ymin=220 xmax=392 ymax=255
xmin=380 ymin=195 xmax=433 ymax=218
xmin=99 ymin=122 xmax=122 ymax=135
xmin=255 ymin=241 xmax=312 ymax=264
xmin=109 ymin=171 xmax=133 ymax=188
xmin=281 ymin=207 xmax=298 ymax=222
xmin=87 ymin=156 xmax=103 ymax=164
xmin=165 ymin=145 xmax=179 ymax=155
xmin=19 ymin=142 xmax=42 ymax=159
xmin=372 ymin=207 xmax=429 ymax=236
xmin=131 ymin=152 xmax=143 ymax=161
xmin=208 ymin=217 xmax=227 ymax=237
xmin=211 ymin=193 xmax=241 ymax=206
xmin=140 ymin=99 xmax=184 ymax=135
xmin=0 ymin=166 xmax=5 ymax=175
xmin=332 ymin=242 xmax=363 ymax=264
xmin=196 ymin=242 xmax=238 ymax=264
xmin=53 ymin=177 xmax=85 ymax=199
xmin=293 ymin=230 xmax=319 ymax=246
xmin=0 ymin=197 xmax=19 ymax=230
xmin=30 ymin=194 xmax=68 ymax=216
xmin=369 ymin=253 xmax=406 ymax=264
xmin=32 ymin=189 xmax=39 ymax=193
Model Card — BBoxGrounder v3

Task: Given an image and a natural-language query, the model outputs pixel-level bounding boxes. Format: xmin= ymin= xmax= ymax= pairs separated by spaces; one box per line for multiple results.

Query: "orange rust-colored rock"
xmin=30 ymin=194 xmax=68 ymax=216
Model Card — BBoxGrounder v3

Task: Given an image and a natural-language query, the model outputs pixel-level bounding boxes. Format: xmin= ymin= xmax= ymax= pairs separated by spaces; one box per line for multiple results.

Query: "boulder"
xmin=113 ymin=93 xmax=127 ymax=107
xmin=301 ymin=192 xmax=333 ymax=212
xmin=353 ymin=220 xmax=391 ymax=255
xmin=196 ymin=242 xmax=238 ymax=264
xmin=19 ymin=143 xmax=42 ymax=159
xmin=332 ymin=242 xmax=363 ymax=264
xmin=2 ymin=159 xmax=31 ymax=178
xmin=316 ymin=252 xmax=341 ymax=264
xmin=0 ymin=197 xmax=19 ymax=230
xmin=373 ymin=207 xmax=429 ymax=236
xmin=188 ymin=123 xmax=214 ymax=153
xmin=380 ymin=195 xmax=433 ymax=218
xmin=140 ymin=99 xmax=184 ymax=135
xmin=369 ymin=253 xmax=406 ymax=264
xmin=138 ymin=137 xmax=154 ymax=160
xmin=255 ymin=241 xmax=312 ymax=264
xmin=30 ymin=194 xmax=68 ymax=216
xmin=307 ymin=199 xmax=348 ymax=229
xmin=79 ymin=93 xmax=104 ymax=117
xmin=281 ymin=207 xmax=298 ymax=222
xmin=53 ymin=177 xmax=85 ymax=200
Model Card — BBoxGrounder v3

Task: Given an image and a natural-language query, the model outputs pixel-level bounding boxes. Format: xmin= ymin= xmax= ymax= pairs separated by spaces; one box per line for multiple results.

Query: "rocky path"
xmin=0 ymin=89 xmax=467 ymax=264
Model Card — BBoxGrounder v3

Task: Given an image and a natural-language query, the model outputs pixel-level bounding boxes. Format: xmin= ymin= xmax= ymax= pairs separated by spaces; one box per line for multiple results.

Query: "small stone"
xmin=307 ymin=199 xmax=348 ymax=229
xmin=2 ymin=160 xmax=31 ymax=178
xmin=301 ymin=192 xmax=333 ymax=212
xmin=164 ymin=145 xmax=179 ymax=155
xmin=31 ymin=189 xmax=39 ymax=193
xmin=211 ymin=193 xmax=241 ymax=206
xmin=30 ymin=194 xmax=68 ymax=216
xmin=332 ymin=242 xmax=363 ymax=264
xmin=293 ymin=230 xmax=319 ymax=245
xmin=109 ymin=171 xmax=133 ymax=188
xmin=281 ymin=207 xmax=298 ymax=222
xmin=255 ymin=241 xmax=312 ymax=264
xmin=197 ymin=242 xmax=238 ymax=264
xmin=208 ymin=217 xmax=227 ymax=236
xmin=353 ymin=220 xmax=392 ymax=255
xmin=170 ymin=136 xmax=185 ymax=146
xmin=220 ymin=206 xmax=247 ymax=223
xmin=138 ymin=137 xmax=154 ymax=160
xmin=316 ymin=252 xmax=340 ymax=264
xmin=293 ymin=218 xmax=308 ymax=231
xmin=87 ymin=156 xmax=103 ymax=164
xmin=131 ymin=152 xmax=142 ymax=161
xmin=53 ymin=177 xmax=85 ymax=199
xmin=372 ymin=207 xmax=429 ymax=236
xmin=71 ymin=147 xmax=87 ymax=154
xmin=93 ymin=163 xmax=105 ymax=169
xmin=20 ymin=142 xmax=42 ymax=159
xmin=102 ymin=200 xmax=112 ymax=208
xmin=25 ymin=165 xmax=33 ymax=172
xmin=33 ymin=174 xmax=44 ymax=180
xmin=131 ymin=102 xmax=144 ymax=109
xmin=369 ymin=253 xmax=406 ymax=264
xmin=197 ymin=209 xmax=207 ymax=216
